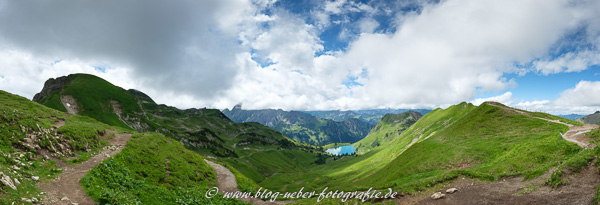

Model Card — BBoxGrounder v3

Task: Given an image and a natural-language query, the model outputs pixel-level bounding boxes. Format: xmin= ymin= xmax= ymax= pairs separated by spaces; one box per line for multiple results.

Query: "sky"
xmin=0 ymin=0 xmax=599 ymax=114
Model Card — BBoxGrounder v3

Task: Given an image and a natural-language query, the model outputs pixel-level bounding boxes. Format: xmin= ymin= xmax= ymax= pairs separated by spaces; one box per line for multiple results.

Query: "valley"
xmin=0 ymin=74 xmax=599 ymax=204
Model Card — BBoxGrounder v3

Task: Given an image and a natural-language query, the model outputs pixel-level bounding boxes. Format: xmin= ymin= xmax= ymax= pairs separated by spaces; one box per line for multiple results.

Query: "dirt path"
xmin=40 ymin=130 xmax=132 ymax=205
xmin=486 ymin=102 xmax=598 ymax=148
xmin=204 ymin=160 xmax=289 ymax=205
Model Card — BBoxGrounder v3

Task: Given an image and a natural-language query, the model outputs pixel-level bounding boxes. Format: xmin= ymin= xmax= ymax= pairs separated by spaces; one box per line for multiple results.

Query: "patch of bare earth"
xmin=204 ymin=159 xmax=290 ymax=205
xmin=396 ymin=163 xmax=599 ymax=205
xmin=39 ymin=130 xmax=132 ymax=205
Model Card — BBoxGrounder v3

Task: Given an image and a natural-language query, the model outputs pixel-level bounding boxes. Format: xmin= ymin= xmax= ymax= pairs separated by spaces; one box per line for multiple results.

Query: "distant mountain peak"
xmin=233 ymin=103 xmax=242 ymax=110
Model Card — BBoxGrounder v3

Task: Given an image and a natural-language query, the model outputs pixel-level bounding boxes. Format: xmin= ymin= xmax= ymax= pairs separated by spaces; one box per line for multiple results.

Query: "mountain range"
xmin=303 ymin=109 xmax=430 ymax=125
xmin=578 ymin=111 xmax=600 ymax=125
xmin=223 ymin=104 xmax=374 ymax=145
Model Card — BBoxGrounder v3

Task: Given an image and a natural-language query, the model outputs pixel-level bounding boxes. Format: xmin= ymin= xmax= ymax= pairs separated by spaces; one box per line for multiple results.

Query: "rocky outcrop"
xmin=0 ymin=172 xmax=17 ymax=190
xmin=578 ymin=111 xmax=600 ymax=125
xmin=60 ymin=95 xmax=80 ymax=114
xmin=32 ymin=76 xmax=69 ymax=102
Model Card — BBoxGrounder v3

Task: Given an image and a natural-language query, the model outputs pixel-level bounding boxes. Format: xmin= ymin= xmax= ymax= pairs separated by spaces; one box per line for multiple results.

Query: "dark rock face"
xmin=32 ymin=76 xmax=69 ymax=102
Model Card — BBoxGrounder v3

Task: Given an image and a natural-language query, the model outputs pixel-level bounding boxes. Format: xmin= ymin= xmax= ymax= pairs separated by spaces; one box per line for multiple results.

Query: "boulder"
xmin=446 ymin=188 xmax=458 ymax=194
xmin=0 ymin=172 xmax=17 ymax=190
xmin=31 ymin=176 xmax=39 ymax=181
xmin=431 ymin=192 xmax=445 ymax=200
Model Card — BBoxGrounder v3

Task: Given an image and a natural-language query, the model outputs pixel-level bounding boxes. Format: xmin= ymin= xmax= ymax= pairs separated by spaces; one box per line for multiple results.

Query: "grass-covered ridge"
xmin=81 ymin=132 xmax=247 ymax=204
xmin=354 ymin=111 xmax=422 ymax=154
xmin=259 ymin=102 xmax=585 ymax=201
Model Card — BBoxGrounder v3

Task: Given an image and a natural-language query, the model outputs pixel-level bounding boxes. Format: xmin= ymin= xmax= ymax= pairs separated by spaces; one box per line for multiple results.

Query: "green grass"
xmin=257 ymin=102 xmax=584 ymax=202
xmin=36 ymin=73 xmax=141 ymax=130
xmin=81 ymin=132 xmax=248 ymax=204
xmin=354 ymin=111 xmax=420 ymax=154
xmin=0 ymin=90 xmax=117 ymax=203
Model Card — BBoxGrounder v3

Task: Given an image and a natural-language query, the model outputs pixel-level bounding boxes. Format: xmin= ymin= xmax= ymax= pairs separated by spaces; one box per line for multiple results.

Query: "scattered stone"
xmin=105 ymin=154 xmax=110 ymax=158
xmin=13 ymin=178 xmax=20 ymax=185
xmin=31 ymin=197 xmax=38 ymax=202
xmin=32 ymin=176 xmax=39 ymax=181
xmin=0 ymin=172 xmax=17 ymax=190
xmin=72 ymin=203 xmax=79 ymax=205
xmin=431 ymin=192 xmax=445 ymax=200
xmin=446 ymin=188 xmax=458 ymax=194
xmin=61 ymin=196 xmax=70 ymax=201
xmin=40 ymin=192 xmax=45 ymax=195
xmin=21 ymin=198 xmax=32 ymax=203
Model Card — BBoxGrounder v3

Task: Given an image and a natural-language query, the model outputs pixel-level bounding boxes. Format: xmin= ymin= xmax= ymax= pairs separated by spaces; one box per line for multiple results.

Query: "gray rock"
xmin=31 ymin=176 xmax=39 ymax=181
xmin=446 ymin=188 xmax=458 ymax=194
xmin=431 ymin=192 xmax=445 ymax=200
xmin=0 ymin=172 xmax=17 ymax=190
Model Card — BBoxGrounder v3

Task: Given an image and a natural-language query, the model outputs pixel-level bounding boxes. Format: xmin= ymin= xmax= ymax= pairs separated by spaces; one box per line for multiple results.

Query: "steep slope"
xmin=259 ymin=102 xmax=592 ymax=198
xmin=304 ymin=109 xmax=431 ymax=125
xmin=353 ymin=111 xmax=422 ymax=154
xmin=222 ymin=105 xmax=374 ymax=145
xmin=578 ymin=111 xmax=600 ymax=125
xmin=81 ymin=133 xmax=246 ymax=204
xmin=33 ymin=74 xmax=150 ymax=130
xmin=0 ymin=90 xmax=121 ymax=203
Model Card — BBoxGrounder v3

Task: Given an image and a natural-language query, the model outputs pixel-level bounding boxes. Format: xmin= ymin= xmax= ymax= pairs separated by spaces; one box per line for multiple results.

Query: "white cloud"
xmin=357 ymin=17 xmax=380 ymax=33
xmin=471 ymin=92 xmax=514 ymax=106
xmin=555 ymin=81 xmax=600 ymax=107
xmin=1 ymin=0 xmax=600 ymax=113
xmin=533 ymin=50 xmax=600 ymax=75
xmin=511 ymin=81 xmax=600 ymax=115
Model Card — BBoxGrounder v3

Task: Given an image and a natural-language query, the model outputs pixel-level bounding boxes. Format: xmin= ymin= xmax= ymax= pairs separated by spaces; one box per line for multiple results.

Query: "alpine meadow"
xmin=2 ymin=0 xmax=600 ymax=205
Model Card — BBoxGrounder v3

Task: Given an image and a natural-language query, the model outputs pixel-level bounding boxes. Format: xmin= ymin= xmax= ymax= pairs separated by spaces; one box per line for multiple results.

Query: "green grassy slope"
xmin=0 ymin=90 xmax=119 ymax=203
xmin=81 ymin=132 xmax=247 ymax=204
xmin=33 ymin=73 xmax=147 ymax=130
xmin=259 ymin=102 xmax=585 ymax=199
xmin=353 ymin=111 xmax=422 ymax=154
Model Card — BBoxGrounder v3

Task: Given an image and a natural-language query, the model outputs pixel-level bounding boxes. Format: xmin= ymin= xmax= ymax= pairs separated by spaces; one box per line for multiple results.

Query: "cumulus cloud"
xmin=0 ymin=0 xmax=252 ymax=101
xmin=533 ymin=50 xmax=600 ymax=75
xmin=512 ymin=81 xmax=600 ymax=115
xmin=337 ymin=0 xmax=586 ymax=108
xmin=1 ymin=0 xmax=600 ymax=112
xmin=471 ymin=92 xmax=514 ymax=106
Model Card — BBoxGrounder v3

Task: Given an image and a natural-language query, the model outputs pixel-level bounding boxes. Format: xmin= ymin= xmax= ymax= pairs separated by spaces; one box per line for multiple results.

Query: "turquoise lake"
xmin=325 ymin=145 xmax=356 ymax=155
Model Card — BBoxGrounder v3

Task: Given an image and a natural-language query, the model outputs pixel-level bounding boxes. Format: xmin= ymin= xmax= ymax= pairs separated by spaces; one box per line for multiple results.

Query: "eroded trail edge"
xmin=204 ymin=159 xmax=289 ymax=205
xmin=40 ymin=130 xmax=131 ymax=205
